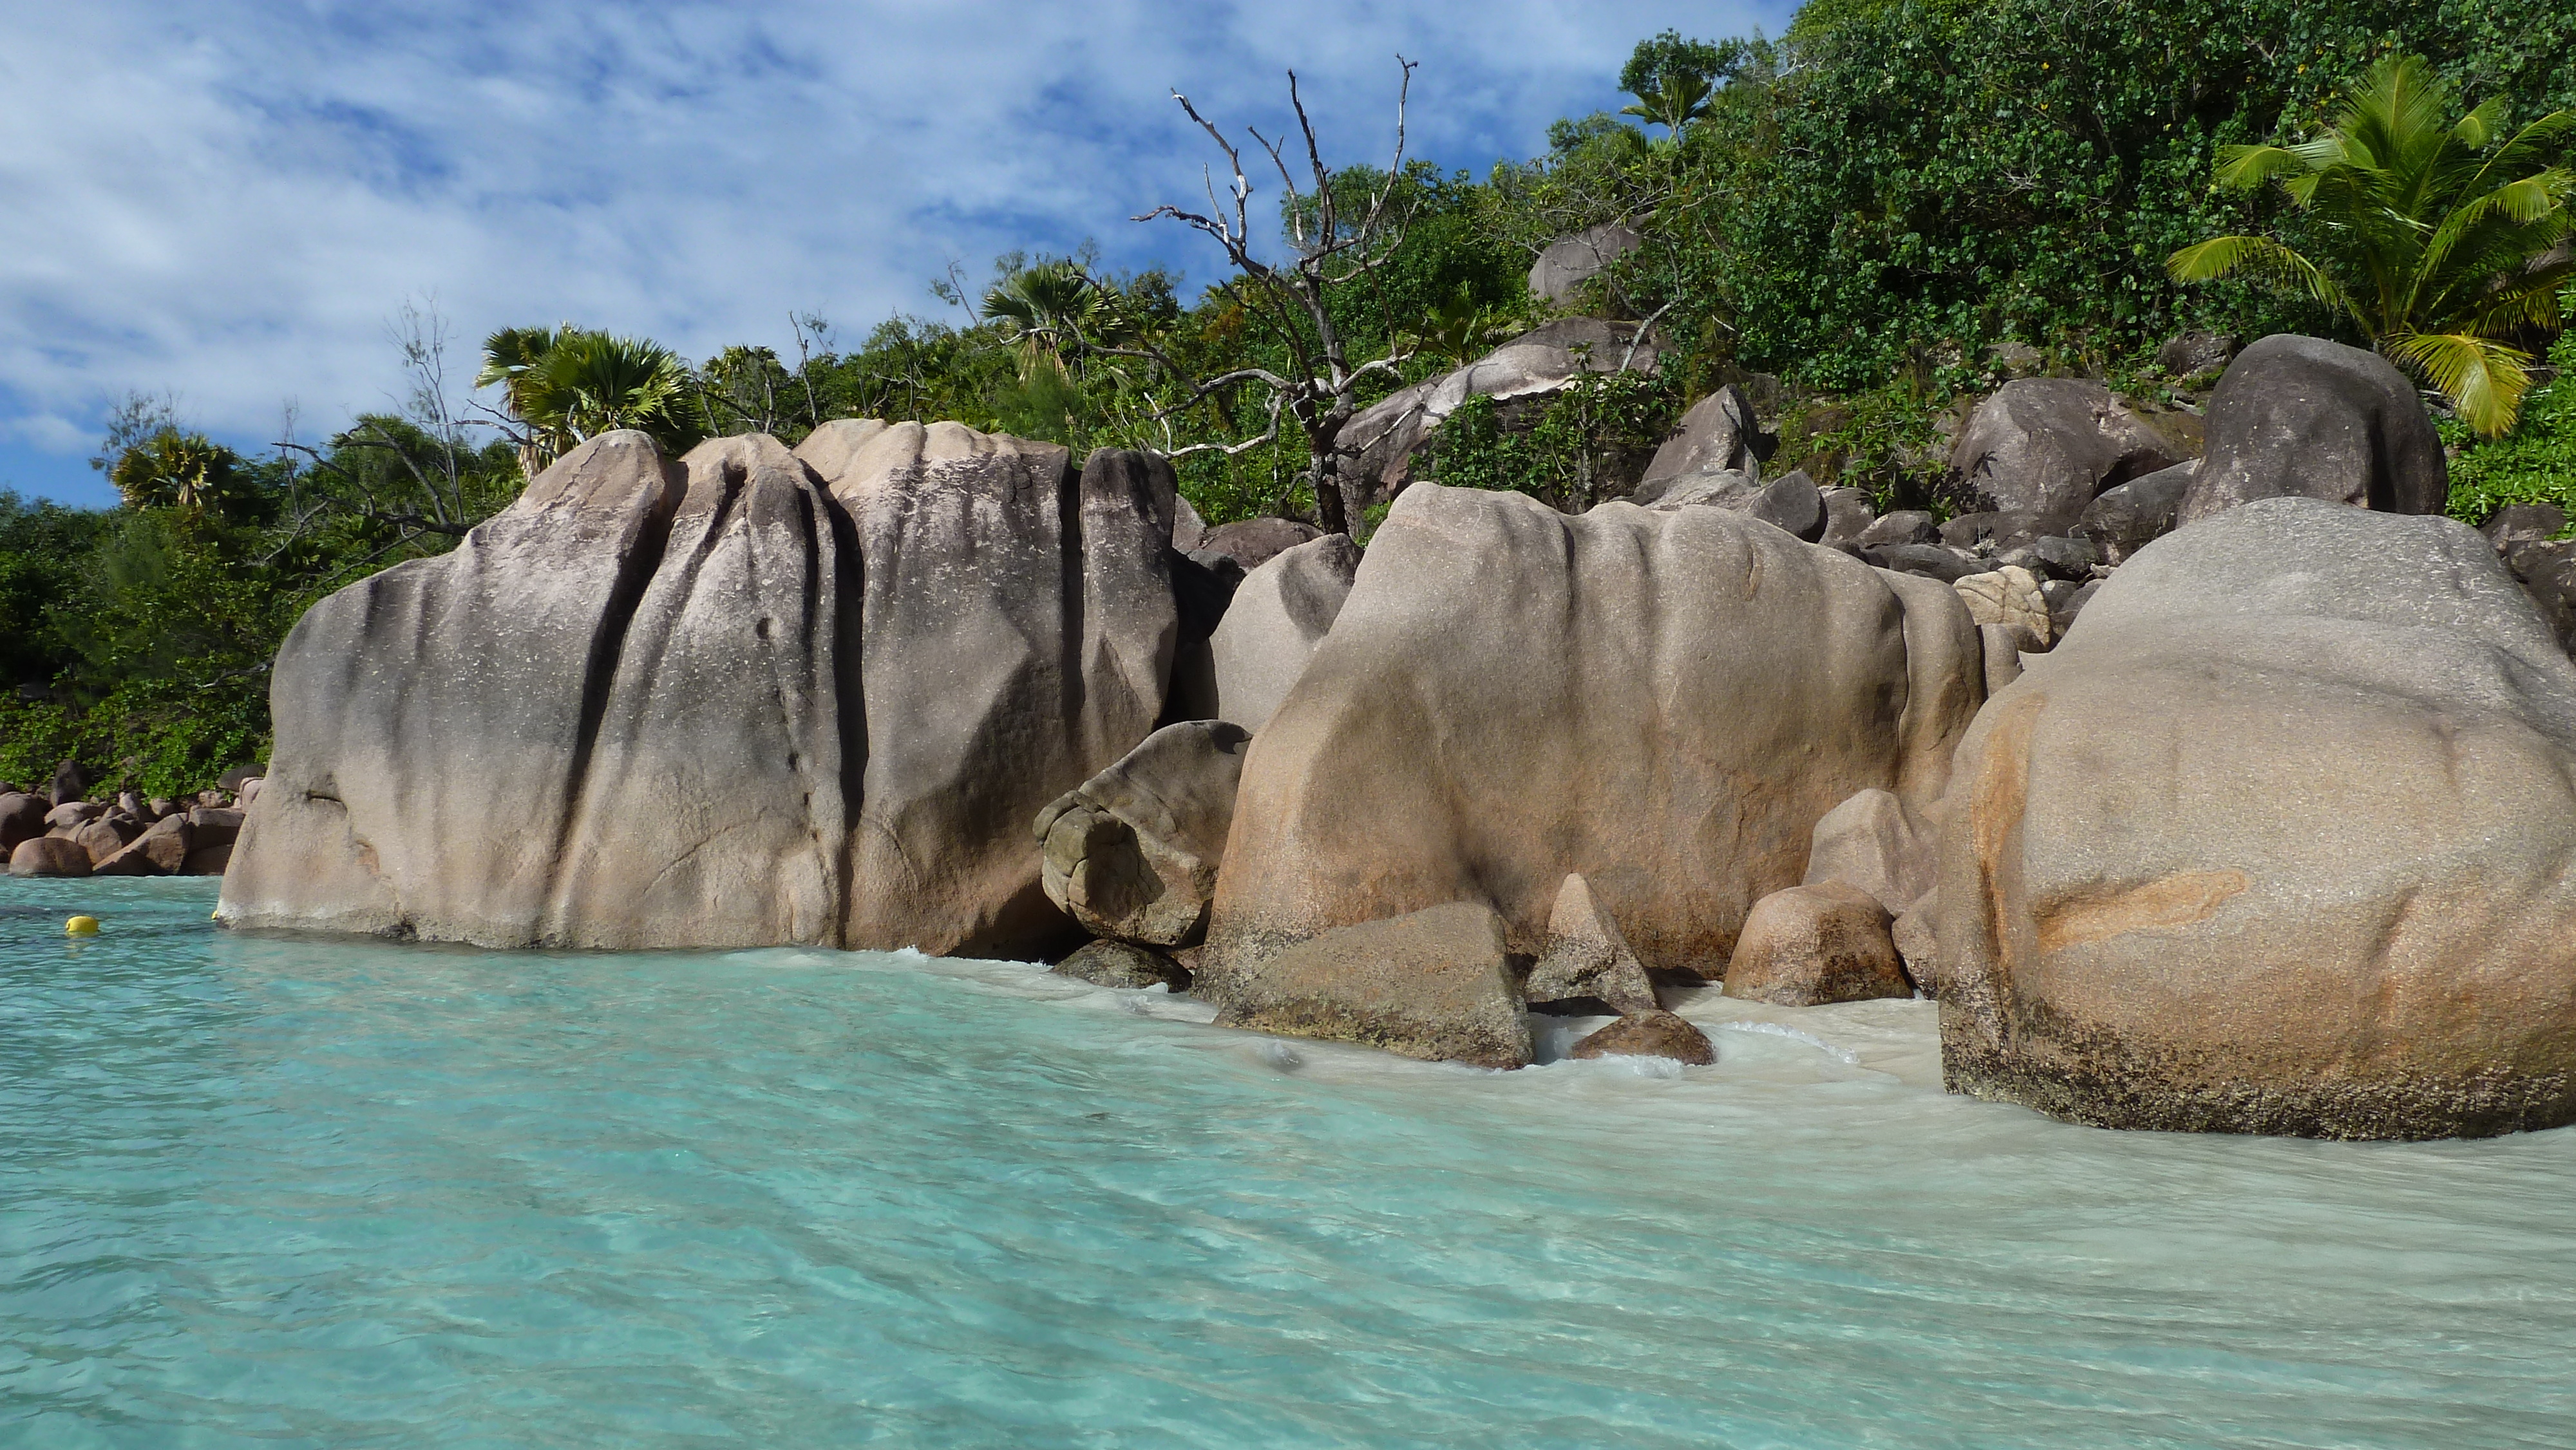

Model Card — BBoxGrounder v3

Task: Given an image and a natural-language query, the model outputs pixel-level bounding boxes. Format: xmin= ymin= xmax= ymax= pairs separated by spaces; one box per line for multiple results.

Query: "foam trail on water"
xmin=1716 ymin=1019 xmax=1863 ymax=1065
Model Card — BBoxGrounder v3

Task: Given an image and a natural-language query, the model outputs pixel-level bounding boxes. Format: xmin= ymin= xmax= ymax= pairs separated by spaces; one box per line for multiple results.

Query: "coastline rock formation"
xmin=1935 ymin=498 xmax=2576 ymax=1138
xmin=1197 ymin=480 xmax=1987 ymax=1021
xmin=221 ymin=423 xmax=1180 ymax=955
xmin=1036 ymin=720 xmax=1250 ymax=947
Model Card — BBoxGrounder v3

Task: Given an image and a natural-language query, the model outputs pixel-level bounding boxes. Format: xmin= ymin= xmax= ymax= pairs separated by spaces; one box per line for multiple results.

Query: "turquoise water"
xmin=4 ymin=880 xmax=2573 ymax=1448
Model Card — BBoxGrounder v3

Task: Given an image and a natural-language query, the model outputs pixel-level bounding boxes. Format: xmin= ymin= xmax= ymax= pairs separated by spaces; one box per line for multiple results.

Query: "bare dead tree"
xmin=1115 ymin=57 xmax=1422 ymax=535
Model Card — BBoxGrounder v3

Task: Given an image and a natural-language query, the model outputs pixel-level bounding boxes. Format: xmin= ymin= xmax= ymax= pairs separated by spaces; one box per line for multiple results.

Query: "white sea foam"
xmin=1713 ymin=1019 xmax=1864 ymax=1065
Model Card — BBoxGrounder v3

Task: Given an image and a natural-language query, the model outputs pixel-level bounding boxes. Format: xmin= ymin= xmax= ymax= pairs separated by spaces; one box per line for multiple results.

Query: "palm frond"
xmin=2387 ymin=330 xmax=2535 ymax=437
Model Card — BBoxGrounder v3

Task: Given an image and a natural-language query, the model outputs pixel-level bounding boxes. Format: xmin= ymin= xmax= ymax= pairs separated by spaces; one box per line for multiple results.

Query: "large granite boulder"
xmin=1340 ymin=318 xmax=1662 ymax=512
xmin=1529 ymin=222 xmax=1642 ymax=309
xmin=1948 ymin=379 xmax=2196 ymax=533
xmin=2180 ymin=334 xmax=2447 ymax=527
xmin=222 ymin=424 xmax=1179 ymax=957
xmin=796 ymin=422 xmax=1177 ymax=956
xmin=1036 ymin=720 xmax=1251 ymax=948
xmin=220 ymin=432 xmax=690 ymax=946
xmin=1209 ymin=533 xmax=1361 ymax=732
xmin=1936 ymin=497 xmax=2576 ymax=1138
xmin=1198 ymin=481 xmax=1987 ymax=1048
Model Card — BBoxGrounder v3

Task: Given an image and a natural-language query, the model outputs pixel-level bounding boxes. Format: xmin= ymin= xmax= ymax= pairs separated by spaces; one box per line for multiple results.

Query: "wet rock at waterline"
xmin=1036 ymin=720 xmax=1251 ymax=948
xmin=1053 ymin=939 xmax=1191 ymax=992
xmin=2180 ymin=334 xmax=2447 ymax=526
xmin=9 ymin=836 xmax=90 ymax=878
xmin=1723 ymin=881 xmax=1911 ymax=1006
xmin=1209 ymin=533 xmax=1361 ymax=733
xmin=1936 ymin=498 xmax=2576 ymax=1139
xmin=1568 ymin=1010 xmax=1716 ymax=1066
xmin=220 ymin=424 xmax=1180 ymax=957
xmin=1212 ymin=902 xmax=1533 ymax=1069
xmin=1523 ymin=873 xmax=1660 ymax=1016
xmin=1198 ymin=482 xmax=1985 ymax=1043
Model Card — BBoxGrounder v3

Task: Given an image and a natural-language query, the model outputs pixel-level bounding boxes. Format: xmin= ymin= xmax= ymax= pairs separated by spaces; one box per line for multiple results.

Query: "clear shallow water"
xmin=4 ymin=880 xmax=2573 ymax=1449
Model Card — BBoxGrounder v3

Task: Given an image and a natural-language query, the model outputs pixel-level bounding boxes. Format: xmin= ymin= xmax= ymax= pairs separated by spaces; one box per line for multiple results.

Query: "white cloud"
xmin=0 ymin=0 xmax=1786 ymax=498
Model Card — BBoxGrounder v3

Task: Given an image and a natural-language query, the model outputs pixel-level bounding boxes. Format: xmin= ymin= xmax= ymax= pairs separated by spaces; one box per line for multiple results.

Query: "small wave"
xmin=1714 ymin=1020 xmax=1862 ymax=1066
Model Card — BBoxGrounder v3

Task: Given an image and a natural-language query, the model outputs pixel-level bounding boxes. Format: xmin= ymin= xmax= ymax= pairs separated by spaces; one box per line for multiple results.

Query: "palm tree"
xmin=476 ymin=328 xmax=699 ymax=475
xmin=109 ymin=430 xmax=242 ymax=514
xmin=2168 ymin=53 xmax=2575 ymax=435
xmin=981 ymin=261 xmax=1102 ymax=373
xmin=1620 ymin=71 xmax=1713 ymax=138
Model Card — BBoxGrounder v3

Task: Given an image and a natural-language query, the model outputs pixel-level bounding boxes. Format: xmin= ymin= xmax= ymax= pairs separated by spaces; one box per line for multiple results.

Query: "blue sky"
xmin=0 ymin=0 xmax=1788 ymax=507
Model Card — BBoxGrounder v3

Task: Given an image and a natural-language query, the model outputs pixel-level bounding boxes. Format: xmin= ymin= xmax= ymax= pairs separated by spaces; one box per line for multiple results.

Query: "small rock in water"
xmin=1568 ymin=1011 xmax=1716 ymax=1066
xmin=1052 ymin=940 xmax=1191 ymax=992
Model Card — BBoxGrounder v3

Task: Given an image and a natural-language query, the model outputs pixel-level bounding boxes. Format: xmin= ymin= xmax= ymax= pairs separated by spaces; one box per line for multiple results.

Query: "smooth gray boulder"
xmin=1529 ymin=222 xmax=1642 ymax=308
xmin=2180 ymin=334 xmax=2447 ymax=526
xmin=1819 ymin=486 xmax=1877 ymax=550
xmin=1036 ymin=720 xmax=1251 ymax=948
xmin=223 ymin=423 xmax=1179 ymax=958
xmin=2075 ymin=462 xmax=2193 ymax=565
xmin=1209 ymin=533 xmax=1361 ymax=732
xmin=1949 ymin=379 xmax=2196 ymax=533
xmin=1195 ymin=517 xmax=1322 ymax=572
xmin=1858 ymin=511 xmax=1939 ymax=550
xmin=1636 ymin=384 xmax=1761 ymax=493
xmin=1200 ymin=482 xmax=1986 ymax=1033
xmin=1213 ymin=901 xmax=1534 ymax=1069
xmin=1937 ymin=497 xmax=2576 ymax=1138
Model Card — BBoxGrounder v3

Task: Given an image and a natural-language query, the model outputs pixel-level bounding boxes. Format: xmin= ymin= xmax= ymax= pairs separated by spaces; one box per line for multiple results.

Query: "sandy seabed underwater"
xmin=3 ymin=877 xmax=2571 ymax=1449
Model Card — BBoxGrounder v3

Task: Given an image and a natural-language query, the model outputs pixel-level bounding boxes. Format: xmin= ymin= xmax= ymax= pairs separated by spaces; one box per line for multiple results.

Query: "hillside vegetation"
xmin=5 ymin=0 xmax=2571 ymax=793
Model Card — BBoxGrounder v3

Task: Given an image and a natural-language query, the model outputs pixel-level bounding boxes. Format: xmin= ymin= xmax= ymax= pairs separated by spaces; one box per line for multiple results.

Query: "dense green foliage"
xmin=2169 ymin=53 xmax=2573 ymax=434
xmin=2445 ymin=325 xmax=2576 ymax=526
xmin=6 ymin=0 xmax=2573 ymax=792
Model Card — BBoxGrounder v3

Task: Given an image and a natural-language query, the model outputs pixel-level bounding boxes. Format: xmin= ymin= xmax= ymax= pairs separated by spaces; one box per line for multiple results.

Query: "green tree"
xmin=475 ymin=327 xmax=702 ymax=473
xmin=2170 ymin=53 xmax=2574 ymax=434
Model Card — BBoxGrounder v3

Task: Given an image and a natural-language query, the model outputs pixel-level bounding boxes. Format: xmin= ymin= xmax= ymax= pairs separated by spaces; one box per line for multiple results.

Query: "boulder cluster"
xmin=209 ymin=326 xmax=2576 ymax=1140
xmin=3 ymin=760 xmax=252 ymax=878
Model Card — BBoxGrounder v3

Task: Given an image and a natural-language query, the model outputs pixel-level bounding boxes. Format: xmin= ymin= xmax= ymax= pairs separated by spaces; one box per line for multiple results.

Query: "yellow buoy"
xmin=65 ymin=916 xmax=100 ymax=936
